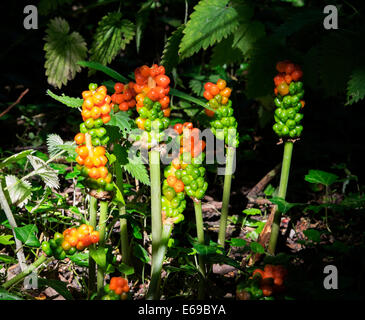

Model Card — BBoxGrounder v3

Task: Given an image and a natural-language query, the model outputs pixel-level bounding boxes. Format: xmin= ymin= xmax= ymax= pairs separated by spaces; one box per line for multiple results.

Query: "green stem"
xmin=2 ymin=255 xmax=52 ymax=289
xmin=149 ymin=150 xmax=162 ymax=284
xmin=268 ymin=141 xmax=294 ymax=255
xmin=119 ymin=204 xmax=130 ymax=265
xmin=146 ymin=223 xmax=173 ymax=300
xmin=96 ymin=201 xmax=109 ymax=294
xmin=88 ymin=196 xmax=98 ymax=298
xmin=218 ymin=146 xmax=235 ymax=247
xmin=194 ymin=200 xmax=206 ymax=300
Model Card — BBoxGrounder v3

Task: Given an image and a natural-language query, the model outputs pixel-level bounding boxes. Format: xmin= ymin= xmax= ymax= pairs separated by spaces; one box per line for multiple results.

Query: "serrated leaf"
xmin=179 ymin=0 xmax=240 ymax=59
xmin=346 ymin=67 xmax=365 ymax=105
xmin=46 ymin=90 xmax=83 ymax=108
xmin=44 ymin=17 xmax=87 ymax=88
xmin=90 ymin=12 xmax=135 ymax=66
xmin=46 ymin=134 xmax=76 ymax=159
xmin=0 ymin=234 xmax=14 ymax=245
xmin=161 ymin=24 xmax=185 ymax=72
xmin=0 ymin=150 xmax=34 ymax=170
xmin=123 ymin=156 xmax=150 ymax=186
xmin=210 ymin=35 xmax=243 ymax=66
xmin=38 ymin=278 xmax=74 ymax=300
xmin=304 ymin=170 xmax=338 ymax=187
xmin=14 ymin=224 xmax=40 ymax=247
xmin=233 ymin=21 xmax=265 ymax=55
xmin=27 ymin=155 xmax=60 ymax=189
xmin=5 ymin=175 xmax=32 ymax=207
xmin=77 ymin=61 xmax=129 ymax=83
xmin=189 ymin=79 xmax=204 ymax=96
xmin=105 ymin=110 xmax=132 ymax=136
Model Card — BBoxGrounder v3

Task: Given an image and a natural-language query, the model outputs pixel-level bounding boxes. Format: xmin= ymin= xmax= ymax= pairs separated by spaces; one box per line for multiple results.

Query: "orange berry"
xmin=97 ymin=85 xmax=107 ymax=95
xmin=114 ymin=287 xmax=123 ymax=295
xmin=155 ymin=74 xmax=170 ymax=88
xmin=81 ymin=109 xmax=92 ymax=119
xmin=300 ymin=100 xmax=305 ymax=108
xmin=205 ymin=108 xmax=215 ymax=117
xmin=101 ymin=114 xmax=111 ymax=124
xmin=167 ymin=175 xmax=177 ymax=187
xmin=291 ymin=69 xmax=303 ymax=81
xmin=93 ymin=93 xmax=105 ymax=105
xmin=61 ymin=240 xmax=71 ymax=251
xmin=220 ymin=87 xmax=232 ymax=97
xmin=159 ymin=96 xmax=170 ymax=109
xmin=284 ymin=74 xmax=292 ymax=84
xmin=171 ymin=158 xmax=181 ymax=169
xmin=84 ymin=157 xmax=94 ymax=168
xmin=173 ymin=180 xmax=184 ymax=193
xmin=91 ymin=107 xmax=101 ymax=119
xmin=76 ymin=155 xmax=84 ymax=165
xmin=216 ymin=79 xmax=226 ymax=90
xmin=100 ymin=104 xmax=111 ymax=115
xmin=78 ymin=224 xmax=89 ymax=235
xmin=277 ymin=82 xmax=289 ymax=96
xmin=204 ymin=82 xmax=214 ymax=91
xmin=76 ymin=241 xmax=85 ymax=251
xmin=78 ymin=146 xmax=89 ymax=159
xmin=98 ymin=155 xmax=108 ymax=166
xmin=90 ymin=231 xmax=100 ymax=244
xmin=88 ymin=167 xmax=100 ymax=179
xmin=83 ymin=97 xmax=94 ymax=109
xmin=114 ymin=82 xmax=124 ymax=93
xmin=208 ymin=84 xmax=220 ymax=96
xmin=82 ymin=90 xmax=93 ymax=99
xmin=63 ymin=228 xmax=72 ymax=237
xmin=94 ymin=146 xmax=106 ymax=156
xmin=98 ymin=166 xmax=108 ymax=179
xmin=92 ymin=156 xmax=102 ymax=167
xmin=261 ymin=285 xmax=273 ymax=297
xmin=122 ymin=285 xmax=130 ymax=293
xmin=119 ymin=102 xmax=129 ymax=111
xmin=203 ymin=90 xmax=213 ymax=100
xmin=285 ymin=63 xmax=295 ymax=75
xmin=140 ymin=65 xmax=150 ymax=78
xmin=162 ymin=108 xmax=171 ymax=117
xmin=221 ymin=96 xmax=229 ymax=105
xmin=276 ymin=61 xmax=287 ymax=73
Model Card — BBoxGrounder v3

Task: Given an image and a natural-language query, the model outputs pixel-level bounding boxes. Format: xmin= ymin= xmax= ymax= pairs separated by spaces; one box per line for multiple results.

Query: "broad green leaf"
xmin=243 ymin=208 xmax=261 ymax=215
xmin=49 ymin=163 xmax=68 ymax=174
xmin=27 ymin=155 xmax=60 ymax=189
xmin=0 ymin=150 xmax=34 ymax=170
xmin=303 ymin=229 xmax=321 ymax=243
xmin=46 ymin=133 xmax=76 ymax=159
xmin=229 ymin=238 xmax=247 ymax=247
xmin=0 ymin=287 xmax=23 ymax=300
xmin=161 ymin=24 xmax=185 ymax=72
xmin=0 ymin=234 xmax=15 ymax=245
xmin=5 ymin=175 xmax=32 ymax=207
xmin=264 ymin=184 xmax=276 ymax=196
xmin=38 ymin=278 xmax=74 ymax=300
xmin=250 ymin=242 xmax=265 ymax=254
xmin=106 ymin=110 xmax=132 ymax=136
xmin=133 ymin=244 xmax=150 ymax=263
xmin=233 ymin=21 xmax=265 ymax=55
xmin=77 ymin=61 xmax=129 ymax=83
xmin=44 ymin=17 xmax=87 ymax=88
xmin=46 ymin=90 xmax=83 ymax=108
xmin=0 ymin=254 xmax=17 ymax=264
xmin=14 ymin=224 xmax=40 ymax=247
xmin=117 ymin=263 xmax=135 ymax=276
xmin=346 ymin=67 xmax=365 ymax=105
xmin=90 ymin=12 xmax=135 ymax=66
xmin=169 ymin=88 xmax=209 ymax=109
xmin=90 ymin=247 xmax=107 ymax=268
xmin=270 ymin=197 xmax=301 ymax=214
xmin=210 ymin=35 xmax=243 ymax=66
xmin=179 ymin=0 xmax=240 ymax=59
xmin=304 ymin=170 xmax=338 ymax=187
xmin=68 ymin=252 xmax=89 ymax=267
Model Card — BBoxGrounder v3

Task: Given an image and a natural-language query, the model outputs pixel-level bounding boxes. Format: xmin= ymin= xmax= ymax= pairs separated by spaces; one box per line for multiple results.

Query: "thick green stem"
xmin=268 ymin=141 xmax=294 ymax=255
xmin=2 ymin=255 xmax=52 ymax=289
xmin=96 ymin=201 xmax=109 ymax=294
xmin=119 ymin=204 xmax=130 ymax=265
xmin=88 ymin=196 xmax=98 ymax=298
xmin=146 ymin=223 xmax=173 ymax=300
xmin=194 ymin=200 xmax=206 ymax=299
xmin=149 ymin=150 xmax=162 ymax=281
xmin=218 ymin=146 xmax=235 ymax=247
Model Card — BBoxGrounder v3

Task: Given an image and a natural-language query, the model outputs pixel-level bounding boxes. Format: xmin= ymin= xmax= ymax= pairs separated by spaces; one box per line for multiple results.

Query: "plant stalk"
xmin=194 ymin=200 xmax=206 ymax=299
xmin=218 ymin=146 xmax=235 ymax=247
xmin=146 ymin=223 xmax=173 ymax=300
xmin=96 ymin=200 xmax=109 ymax=294
xmin=268 ymin=141 xmax=294 ymax=255
xmin=88 ymin=196 xmax=98 ymax=298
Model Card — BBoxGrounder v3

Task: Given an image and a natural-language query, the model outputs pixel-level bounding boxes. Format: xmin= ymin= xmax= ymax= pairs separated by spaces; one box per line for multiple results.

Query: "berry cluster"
xmin=161 ymin=123 xmax=208 ymax=224
xmin=134 ymin=65 xmax=171 ymax=136
xmin=41 ymin=225 xmax=99 ymax=260
xmin=102 ymin=277 xmax=129 ymax=300
xmin=75 ymin=84 xmax=114 ymax=192
xmin=111 ymin=82 xmax=136 ymax=112
xmin=203 ymin=80 xmax=239 ymax=147
xmin=272 ymin=61 xmax=305 ymax=139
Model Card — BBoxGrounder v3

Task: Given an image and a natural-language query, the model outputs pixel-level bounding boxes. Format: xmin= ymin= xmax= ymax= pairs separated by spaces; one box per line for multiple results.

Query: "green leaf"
xmin=5 ymin=175 xmax=32 ymax=207
xmin=123 ymin=155 xmax=150 ymax=186
xmin=46 ymin=90 xmax=83 ymax=108
xmin=27 ymin=155 xmax=60 ymax=189
xmin=39 ymin=0 xmax=73 ymax=15
xmin=229 ymin=238 xmax=247 ymax=247
xmin=161 ymin=25 xmax=185 ymax=72
xmin=68 ymin=252 xmax=89 ymax=267
xmin=105 ymin=110 xmax=132 ymax=136
xmin=189 ymin=79 xmax=204 ymax=96
xmin=232 ymin=21 xmax=265 ymax=55
xmin=136 ymin=1 xmax=153 ymax=53
xmin=243 ymin=208 xmax=261 ymax=215
xmin=250 ymin=242 xmax=265 ymax=254
xmin=179 ymin=0 xmax=240 ymax=59
xmin=346 ymin=67 xmax=365 ymax=105
xmin=38 ymin=278 xmax=74 ymax=300
xmin=116 ymin=263 xmax=135 ymax=276
xmin=264 ymin=184 xmax=275 ymax=196
xmin=0 ymin=234 xmax=15 ymax=245
xmin=210 ymin=35 xmax=243 ymax=66
xmin=46 ymin=133 xmax=76 ymax=159
xmin=270 ymin=197 xmax=301 ymax=214
xmin=90 ymin=12 xmax=135 ymax=66
xmin=77 ymin=61 xmax=129 ymax=83
xmin=304 ymin=170 xmax=338 ymax=187
xmin=44 ymin=17 xmax=87 ymax=88
xmin=169 ymin=88 xmax=207 ymax=108
xmin=0 ymin=254 xmax=17 ymax=264
xmin=14 ymin=224 xmax=40 ymax=247
xmin=303 ymin=229 xmax=321 ymax=243
xmin=90 ymin=247 xmax=107 ymax=268
xmin=0 ymin=287 xmax=23 ymax=300
xmin=133 ymin=244 xmax=150 ymax=263
xmin=0 ymin=150 xmax=34 ymax=170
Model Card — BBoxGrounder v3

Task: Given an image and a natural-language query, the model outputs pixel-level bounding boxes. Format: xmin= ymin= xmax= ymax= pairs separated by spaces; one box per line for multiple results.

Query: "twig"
xmin=0 ymin=88 xmax=29 ymax=118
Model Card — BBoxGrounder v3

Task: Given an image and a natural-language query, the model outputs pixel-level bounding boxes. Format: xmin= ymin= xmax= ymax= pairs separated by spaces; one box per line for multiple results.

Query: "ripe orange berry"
xmin=98 ymin=166 xmax=108 ymax=179
xmin=76 ymin=241 xmax=85 ymax=251
xmin=78 ymin=146 xmax=89 ymax=159
xmin=100 ymin=104 xmax=111 ymax=115
xmin=97 ymin=85 xmax=107 ymax=95
xmin=114 ymin=82 xmax=124 ymax=93
xmin=291 ymin=69 xmax=303 ymax=81
xmin=119 ymin=102 xmax=129 ymax=111
xmin=68 ymin=236 xmax=78 ymax=247
xmin=74 ymin=133 xmax=85 ymax=145
xmin=91 ymin=107 xmax=101 ymax=119
xmin=90 ymin=231 xmax=100 ymax=244
xmin=114 ymin=287 xmax=123 ymax=295
xmin=81 ymin=109 xmax=92 ymax=119
xmin=93 ymin=93 xmax=105 ymax=105
xmin=89 ymin=167 xmax=100 ymax=179
xmin=76 ymin=155 xmax=84 ymax=165
xmin=92 ymin=156 xmax=102 ymax=167
xmin=83 ymin=97 xmax=94 ymax=109
xmin=277 ymin=82 xmax=289 ymax=96
xmin=276 ymin=61 xmax=287 ymax=73
xmin=94 ymin=146 xmax=106 ymax=156
xmin=159 ymin=96 xmax=170 ymax=109
xmin=163 ymin=108 xmax=171 ymax=117
xmin=174 ymin=180 xmax=184 ymax=193
xmin=216 ymin=79 xmax=226 ymax=90
xmin=98 ymin=155 xmax=108 ymax=166
xmin=205 ymin=108 xmax=215 ymax=117
xmin=208 ymin=84 xmax=220 ymax=96
xmin=82 ymin=90 xmax=93 ymax=99
xmin=285 ymin=63 xmax=295 ymax=75
xmin=140 ymin=65 xmax=151 ymax=77
xmin=61 ymin=240 xmax=71 ymax=251
xmin=284 ymin=74 xmax=292 ymax=84
xmin=101 ymin=114 xmax=111 ymax=124
xmin=220 ymin=87 xmax=232 ymax=97
xmin=172 ymin=158 xmax=181 ymax=169
xmin=221 ymin=96 xmax=229 ymax=105
xmin=167 ymin=175 xmax=177 ymax=187
xmin=136 ymin=117 xmax=145 ymax=130
xmin=203 ymin=90 xmax=213 ymax=100
xmin=155 ymin=74 xmax=170 ymax=88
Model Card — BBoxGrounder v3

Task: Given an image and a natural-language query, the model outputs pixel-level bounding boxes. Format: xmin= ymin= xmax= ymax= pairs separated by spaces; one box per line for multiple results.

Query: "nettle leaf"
xmin=44 ymin=17 xmax=87 ymax=88
xmin=123 ymin=156 xmax=150 ymax=186
xmin=46 ymin=90 xmax=83 ymax=108
xmin=179 ymin=0 xmax=240 ymax=59
xmin=5 ymin=175 xmax=32 ymax=207
xmin=304 ymin=170 xmax=338 ymax=187
xmin=161 ymin=24 xmax=185 ymax=72
xmin=346 ymin=67 xmax=365 ymax=105
xmin=0 ymin=234 xmax=14 ymax=245
xmin=210 ymin=35 xmax=243 ymax=66
xmin=14 ymin=224 xmax=40 ymax=247
xmin=27 ymin=155 xmax=60 ymax=189
xmin=0 ymin=150 xmax=34 ymax=170
xmin=106 ymin=110 xmax=132 ymax=137
xmin=232 ymin=21 xmax=265 ymax=55
xmin=90 ymin=12 xmax=135 ymax=65
xmin=47 ymin=134 xmax=76 ymax=159
xmin=189 ymin=79 xmax=204 ymax=96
